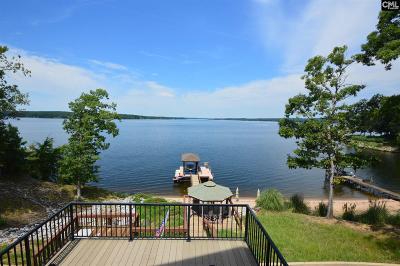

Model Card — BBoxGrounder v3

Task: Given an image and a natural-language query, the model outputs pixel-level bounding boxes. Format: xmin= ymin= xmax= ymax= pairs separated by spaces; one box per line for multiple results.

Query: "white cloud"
xmin=348 ymin=61 xmax=400 ymax=100
xmin=145 ymin=81 xmax=175 ymax=98
xmin=253 ymin=0 xmax=380 ymax=73
xmin=88 ymin=59 xmax=127 ymax=71
xmin=8 ymin=48 xmax=103 ymax=110
xmin=6 ymin=43 xmax=400 ymax=118
xmin=114 ymin=74 xmax=306 ymax=118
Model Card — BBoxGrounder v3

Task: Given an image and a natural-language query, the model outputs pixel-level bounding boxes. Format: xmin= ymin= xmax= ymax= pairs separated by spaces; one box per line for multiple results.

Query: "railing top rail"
xmin=71 ymin=201 xmax=250 ymax=207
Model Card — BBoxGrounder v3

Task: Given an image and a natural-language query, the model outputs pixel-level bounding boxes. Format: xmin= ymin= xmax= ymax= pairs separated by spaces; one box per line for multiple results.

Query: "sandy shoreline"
xmin=161 ymin=195 xmax=400 ymax=215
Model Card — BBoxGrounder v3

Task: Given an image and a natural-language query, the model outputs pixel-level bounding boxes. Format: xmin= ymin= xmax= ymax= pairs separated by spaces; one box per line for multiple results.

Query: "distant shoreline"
xmin=14 ymin=111 xmax=187 ymax=120
xmin=14 ymin=111 xmax=283 ymax=121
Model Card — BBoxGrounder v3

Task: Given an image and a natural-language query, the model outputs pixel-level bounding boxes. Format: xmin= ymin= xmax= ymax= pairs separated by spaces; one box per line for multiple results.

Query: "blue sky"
xmin=1 ymin=0 xmax=399 ymax=117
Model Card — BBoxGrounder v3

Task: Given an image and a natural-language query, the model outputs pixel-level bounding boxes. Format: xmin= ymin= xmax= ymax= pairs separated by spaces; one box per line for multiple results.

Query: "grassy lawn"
xmin=258 ymin=211 xmax=400 ymax=263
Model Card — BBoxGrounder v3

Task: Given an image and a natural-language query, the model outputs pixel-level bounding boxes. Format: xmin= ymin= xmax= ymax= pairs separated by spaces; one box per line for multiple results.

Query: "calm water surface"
xmin=12 ymin=118 xmax=400 ymax=198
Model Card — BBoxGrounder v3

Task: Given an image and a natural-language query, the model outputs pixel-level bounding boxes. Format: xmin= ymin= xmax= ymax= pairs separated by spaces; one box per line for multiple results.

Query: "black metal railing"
xmin=0 ymin=202 xmax=288 ymax=266
xmin=245 ymin=208 xmax=287 ymax=265
xmin=0 ymin=204 xmax=73 ymax=266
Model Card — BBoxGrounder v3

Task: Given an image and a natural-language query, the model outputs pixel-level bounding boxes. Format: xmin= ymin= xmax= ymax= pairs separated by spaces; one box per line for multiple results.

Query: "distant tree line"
xmin=14 ymin=110 xmax=185 ymax=120
xmin=347 ymin=94 xmax=400 ymax=144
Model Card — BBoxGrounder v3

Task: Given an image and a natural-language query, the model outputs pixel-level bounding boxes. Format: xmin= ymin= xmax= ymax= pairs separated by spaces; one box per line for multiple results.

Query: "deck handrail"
xmin=0 ymin=202 xmax=288 ymax=266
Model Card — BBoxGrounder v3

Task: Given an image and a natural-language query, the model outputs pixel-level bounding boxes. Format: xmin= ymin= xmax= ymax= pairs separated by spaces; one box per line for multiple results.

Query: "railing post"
xmin=186 ymin=205 xmax=191 ymax=242
xmin=24 ymin=237 xmax=32 ymax=266
xmin=69 ymin=204 xmax=75 ymax=241
xmin=244 ymin=206 xmax=249 ymax=242
xmin=266 ymin=241 xmax=271 ymax=265
xmin=129 ymin=204 xmax=133 ymax=241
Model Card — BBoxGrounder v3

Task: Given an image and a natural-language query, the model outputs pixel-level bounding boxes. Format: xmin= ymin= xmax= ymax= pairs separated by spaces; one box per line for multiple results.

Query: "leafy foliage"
xmin=378 ymin=94 xmax=400 ymax=141
xmin=0 ymin=123 xmax=26 ymax=177
xmin=279 ymin=46 xmax=367 ymax=218
xmin=338 ymin=152 xmax=377 ymax=174
xmin=59 ymin=89 xmax=120 ymax=198
xmin=387 ymin=211 xmax=400 ymax=227
xmin=348 ymin=94 xmax=400 ymax=145
xmin=346 ymin=94 xmax=384 ymax=135
xmin=354 ymin=11 xmax=400 ymax=70
xmin=0 ymin=46 xmax=30 ymax=178
xmin=256 ymin=189 xmax=286 ymax=211
xmin=26 ymin=137 xmax=61 ymax=181
xmin=290 ymin=194 xmax=310 ymax=214
xmin=0 ymin=46 xmax=30 ymax=120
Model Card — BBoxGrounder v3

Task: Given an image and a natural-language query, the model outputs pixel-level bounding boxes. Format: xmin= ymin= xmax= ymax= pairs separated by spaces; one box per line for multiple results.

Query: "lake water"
xmin=11 ymin=118 xmax=400 ymax=198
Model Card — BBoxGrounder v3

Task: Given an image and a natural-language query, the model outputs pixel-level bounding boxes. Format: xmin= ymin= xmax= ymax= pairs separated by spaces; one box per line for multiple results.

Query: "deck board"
xmin=53 ymin=239 xmax=256 ymax=266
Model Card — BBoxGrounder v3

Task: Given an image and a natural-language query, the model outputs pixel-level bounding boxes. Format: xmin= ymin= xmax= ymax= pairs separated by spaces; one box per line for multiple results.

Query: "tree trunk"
xmin=326 ymin=158 xmax=335 ymax=218
xmin=76 ymin=181 xmax=82 ymax=199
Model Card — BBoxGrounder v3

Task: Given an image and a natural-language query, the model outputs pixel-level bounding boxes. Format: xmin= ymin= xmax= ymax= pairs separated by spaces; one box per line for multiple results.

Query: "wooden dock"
xmin=191 ymin=174 xmax=200 ymax=186
xmin=340 ymin=175 xmax=400 ymax=201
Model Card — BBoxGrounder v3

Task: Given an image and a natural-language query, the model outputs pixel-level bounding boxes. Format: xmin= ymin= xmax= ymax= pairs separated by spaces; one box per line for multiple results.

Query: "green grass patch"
xmin=258 ymin=211 xmax=400 ymax=263
xmin=351 ymin=135 xmax=386 ymax=143
xmin=350 ymin=135 xmax=398 ymax=150
xmin=131 ymin=194 xmax=185 ymax=233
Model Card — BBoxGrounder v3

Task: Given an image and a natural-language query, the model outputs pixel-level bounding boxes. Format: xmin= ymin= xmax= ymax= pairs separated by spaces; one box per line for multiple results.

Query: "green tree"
xmin=354 ymin=11 xmax=400 ymax=70
xmin=0 ymin=123 xmax=26 ymax=177
xmin=27 ymin=137 xmax=61 ymax=181
xmin=338 ymin=152 xmax=377 ymax=175
xmin=59 ymin=89 xmax=120 ymax=198
xmin=347 ymin=94 xmax=384 ymax=135
xmin=378 ymin=94 xmax=400 ymax=141
xmin=0 ymin=46 xmax=30 ymax=120
xmin=0 ymin=46 xmax=30 ymax=177
xmin=279 ymin=46 xmax=366 ymax=218
xmin=346 ymin=99 xmax=369 ymax=135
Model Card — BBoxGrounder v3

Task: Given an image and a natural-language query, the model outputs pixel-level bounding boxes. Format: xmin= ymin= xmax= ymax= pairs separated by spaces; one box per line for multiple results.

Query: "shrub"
xmin=315 ymin=202 xmax=328 ymax=217
xmin=358 ymin=201 xmax=388 ymax=226
xmin=342 ymin=203 xmax=357 ymax=221
xmin=290 ymin=194 xmax=310 ymax=214
xmin=387 ymin=212 xmax=400 ymax=227
xmin=144 ymin=197 xmax=168 ymax=203
xmin=256 ymin=189 xmax=286 ymax=211
xmin=131 ymin=193 xmax=152 ymax=202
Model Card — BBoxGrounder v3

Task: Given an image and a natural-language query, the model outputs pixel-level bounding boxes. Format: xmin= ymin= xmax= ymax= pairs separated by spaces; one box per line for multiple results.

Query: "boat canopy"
xmin=181 ymin=153 xmax=200 ymax=162
xmin=188 ymin=181 xmax=233 ymax=202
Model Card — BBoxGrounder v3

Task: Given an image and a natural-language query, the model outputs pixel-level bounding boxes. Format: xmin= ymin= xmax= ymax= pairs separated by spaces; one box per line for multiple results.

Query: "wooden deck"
xmin=51 ymin=239 xmax=256 ymax=266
